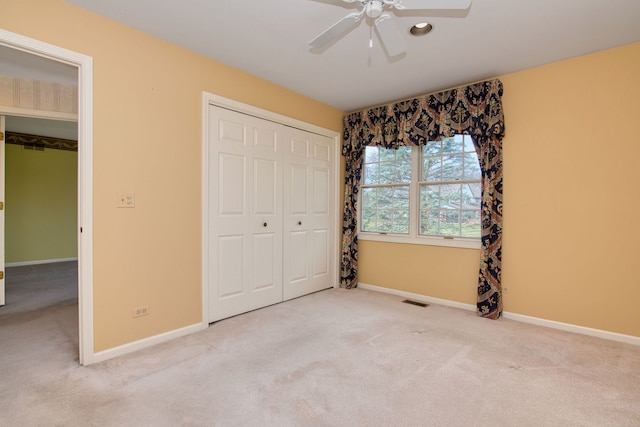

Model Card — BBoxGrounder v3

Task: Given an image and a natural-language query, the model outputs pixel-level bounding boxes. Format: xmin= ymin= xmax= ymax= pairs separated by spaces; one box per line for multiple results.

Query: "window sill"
xmin=358 ymin=232 xmax=481 ymax=250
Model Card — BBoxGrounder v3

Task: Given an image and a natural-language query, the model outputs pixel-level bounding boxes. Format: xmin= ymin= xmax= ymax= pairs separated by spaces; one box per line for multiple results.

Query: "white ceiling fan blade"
xmin=375 ymin=14 xmax=407 ymax=57
xmin=394 ymin=0 xmax=472 ymax=10
xmin=309 ymin=12 xmax=363 ymax=49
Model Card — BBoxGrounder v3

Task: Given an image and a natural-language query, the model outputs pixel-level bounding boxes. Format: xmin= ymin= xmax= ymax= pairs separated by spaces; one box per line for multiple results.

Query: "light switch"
xmin=117 ymin=192 xmax=135 ymax=208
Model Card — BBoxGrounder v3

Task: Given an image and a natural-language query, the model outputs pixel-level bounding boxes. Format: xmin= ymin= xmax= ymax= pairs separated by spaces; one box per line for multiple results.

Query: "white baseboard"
xmin=6 ymin=257 xmax=78 ymax=267
xmin=357 ymin=282 xmax=640 ymax=347
xmin=358 ymin=282 xmax=477 ymax=312
xmin=92 ymin=322 xmax=207 ymax=364
xmin=501 ymin=311 xmax=640 ymax=346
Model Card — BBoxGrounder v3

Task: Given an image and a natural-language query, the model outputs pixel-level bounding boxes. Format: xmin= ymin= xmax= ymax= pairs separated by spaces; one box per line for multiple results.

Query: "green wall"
xmin=5 ymin=143 xmax=77 ymax=264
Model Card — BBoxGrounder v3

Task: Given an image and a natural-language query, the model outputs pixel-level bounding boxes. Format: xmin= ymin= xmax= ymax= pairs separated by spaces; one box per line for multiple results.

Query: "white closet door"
xmin=208 ymin=107 xmax=283 ymax=322
xmin=283 ymin=128 xmax=334 ymax=300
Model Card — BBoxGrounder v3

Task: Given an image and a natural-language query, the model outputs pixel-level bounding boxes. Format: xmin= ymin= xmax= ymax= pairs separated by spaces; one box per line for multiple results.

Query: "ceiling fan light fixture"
xmin=410 ymin=22 xmax=434 ymax=36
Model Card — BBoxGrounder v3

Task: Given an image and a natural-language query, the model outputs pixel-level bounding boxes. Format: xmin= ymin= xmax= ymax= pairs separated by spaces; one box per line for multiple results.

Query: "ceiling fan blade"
xmin=309 ymin=12 xmax=363 ymax=49
xmin=394 ymin=0 xmax=472 ymax=10
xmin=374 ymin=14 xmax=407 ymax=57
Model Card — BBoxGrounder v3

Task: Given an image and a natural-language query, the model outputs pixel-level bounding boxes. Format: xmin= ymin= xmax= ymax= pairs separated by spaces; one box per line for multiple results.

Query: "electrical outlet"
xmin=133 ymin=306 xmax=149 ymax=318
xmin=117 ymin=192 xmax=135 ymax=208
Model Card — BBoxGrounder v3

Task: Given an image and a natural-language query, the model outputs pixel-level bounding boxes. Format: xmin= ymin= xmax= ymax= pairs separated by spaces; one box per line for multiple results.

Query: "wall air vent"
xmin=402 ymin=299 xmax=429 ymax=308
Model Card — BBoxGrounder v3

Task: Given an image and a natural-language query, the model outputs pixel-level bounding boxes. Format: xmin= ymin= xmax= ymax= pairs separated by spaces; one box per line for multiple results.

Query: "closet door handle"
xmin=263 ymin=222 xmax=268 ymax=227
xmin=298 ymin=221 xmax=302 ymax=226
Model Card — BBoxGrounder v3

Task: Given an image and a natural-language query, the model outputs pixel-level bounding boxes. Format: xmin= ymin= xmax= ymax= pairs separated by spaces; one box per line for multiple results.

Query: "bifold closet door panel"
xmin=283 ymin=128 xmax=334 ymax=301
xmin=208 ymin=106 xmax=283 ymax=323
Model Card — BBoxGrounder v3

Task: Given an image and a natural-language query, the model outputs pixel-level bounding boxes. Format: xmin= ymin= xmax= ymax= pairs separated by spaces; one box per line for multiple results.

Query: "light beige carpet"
xmin=1 ymin=265 xmax=639 ymax=426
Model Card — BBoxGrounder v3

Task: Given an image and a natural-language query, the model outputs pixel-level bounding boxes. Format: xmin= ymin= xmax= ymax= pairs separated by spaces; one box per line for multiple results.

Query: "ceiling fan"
xmin=309 ymin=0 xmax=472 ymax=57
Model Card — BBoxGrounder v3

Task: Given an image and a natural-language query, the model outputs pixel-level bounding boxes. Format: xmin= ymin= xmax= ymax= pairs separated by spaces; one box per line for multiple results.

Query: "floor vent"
xmin=402 ymin=299 xmax=429 ymax=308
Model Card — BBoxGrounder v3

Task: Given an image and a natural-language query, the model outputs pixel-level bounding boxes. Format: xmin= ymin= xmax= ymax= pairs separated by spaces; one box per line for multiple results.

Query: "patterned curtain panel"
xmin=341 ymin=79 xmax=505 ymax=319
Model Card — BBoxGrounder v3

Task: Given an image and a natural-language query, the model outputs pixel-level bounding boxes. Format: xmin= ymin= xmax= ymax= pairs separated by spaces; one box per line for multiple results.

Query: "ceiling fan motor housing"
xmin=365 ymin=0 xmax=384 ymax=18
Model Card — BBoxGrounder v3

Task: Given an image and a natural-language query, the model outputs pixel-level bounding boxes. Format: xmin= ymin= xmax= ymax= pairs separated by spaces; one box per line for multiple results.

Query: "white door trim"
xmin=202 ymin=92 xmax=341 ymax=326
xmin=0 ymin=116 xmax=4 ymax=306
xmin=0 ymin=29 xmax=94 ymax=365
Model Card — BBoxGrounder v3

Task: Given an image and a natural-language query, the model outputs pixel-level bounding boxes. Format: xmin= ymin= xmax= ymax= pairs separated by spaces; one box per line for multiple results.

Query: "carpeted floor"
xmin=1 ymin=262 xmax=639 ymax=426
xmin=0 ymin=261 xmax=78 ymax=316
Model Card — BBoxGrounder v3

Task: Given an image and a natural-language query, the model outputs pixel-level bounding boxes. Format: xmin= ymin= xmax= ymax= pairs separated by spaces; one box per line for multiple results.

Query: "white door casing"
xmin=0 ymin=116 xmax=5 ymax=305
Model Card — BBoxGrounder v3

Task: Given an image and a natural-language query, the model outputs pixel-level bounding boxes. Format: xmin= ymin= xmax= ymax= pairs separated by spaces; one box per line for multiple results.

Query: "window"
xmin=361 ymin=146 xmax=412 ymax=233
xmin=360 ymin=135 xmax=481 ymax=249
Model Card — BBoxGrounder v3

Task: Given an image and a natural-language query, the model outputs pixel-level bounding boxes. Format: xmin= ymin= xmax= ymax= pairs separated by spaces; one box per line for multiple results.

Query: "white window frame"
xmin=358 ymin=143 xmax=482 ymax=250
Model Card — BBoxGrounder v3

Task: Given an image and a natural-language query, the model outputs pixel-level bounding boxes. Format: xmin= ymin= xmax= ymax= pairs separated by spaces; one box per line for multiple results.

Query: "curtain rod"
xmin=346 ymin=76 xmax=501 ymax=115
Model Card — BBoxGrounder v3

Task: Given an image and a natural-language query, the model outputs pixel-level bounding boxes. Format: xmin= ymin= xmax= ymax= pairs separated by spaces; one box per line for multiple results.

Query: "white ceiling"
xmin=48 ymin=1 xmax=640 ymax=111
xmin=0 ymin=44 xmax=77 ymax=85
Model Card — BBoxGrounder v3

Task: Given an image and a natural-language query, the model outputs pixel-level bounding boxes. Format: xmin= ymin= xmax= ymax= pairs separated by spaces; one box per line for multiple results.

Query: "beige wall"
xmin=1 ymin=0 xmax=343 ymax=351
xmin=5 ymin=143 xmax=78 ymax=263
xmin=360 ymin=42 xmax=640 ymax=338
xmin=500 ymin=42 xmax=640 ymax=337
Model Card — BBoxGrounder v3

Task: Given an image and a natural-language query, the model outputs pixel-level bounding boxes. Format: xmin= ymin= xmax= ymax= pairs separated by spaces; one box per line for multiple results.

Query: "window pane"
xmin=461 ymin=210 xmax=481 ymax=237
xmin=423 ymin=141 xmax=442 ymax=156
xmin=377 ymin=210 xmax=393 ymax=232
xmin=423 ymin=157 xmax=441 ymax=181
xmin=364 ymin=163 xmax=379 ymax=185
xmin=420 ymin=210 xmax=439 ymax=235
xmin=463 ymin=153 xmax=481 ymax=180
xmin=442 ymin=154 xmax=463 ymax=181
xmin=392 ymin=210 xmax=409 ymax=233
xmin=440 ymin=184 xmax=461 ymax=209
xmin=417 ymin=136 xmax=481 ymax=239
xmin=396 ymin=160 xmax=412 ymax=182
xmin=462 ymin=183 xmax=481 ymax=208
xmin=393 ymin=186 xmax=410 ymax=209
xmin=396 ymin=146 xmax=412 ymax=160
xmin=420 ymin=185 xmax=439 ymax=210
xmin=361 ymin=208 xmax=377 ymax=232
xmin=361 ymin=146 xmax=413 ymax=235
xmin=362 ymin=187 xmax=376 ymax=209
xmin=379 ymin=148 xmax=396 ymax=162
xmin=378 ymin=160 xmax=399 ymax=184
xmin=440 ymin=211 xmax=461 ymax=236
xmin=377 ymin=187 xmax=393 ymax=207
xmin=442 ymin=136 xmax=463 ymax=154
xmin=365 ymin=146 xmax=379 ymax=163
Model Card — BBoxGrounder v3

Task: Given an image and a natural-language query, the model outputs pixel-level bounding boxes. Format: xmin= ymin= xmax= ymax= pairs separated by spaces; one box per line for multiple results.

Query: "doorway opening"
xmin=2 ymin=115 xmax=79 ymax=355
xmin=0 ymin=29 xmax=94 ymax=365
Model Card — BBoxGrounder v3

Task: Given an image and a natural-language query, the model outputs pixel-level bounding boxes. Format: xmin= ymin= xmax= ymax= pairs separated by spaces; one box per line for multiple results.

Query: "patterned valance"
xmin=343 ymin=79 xmax=504 ymax=151
xmin=341 ymin=79 xmax=505 ymax=319
xmin=6 ymin=131 xmax=78 ymax=152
